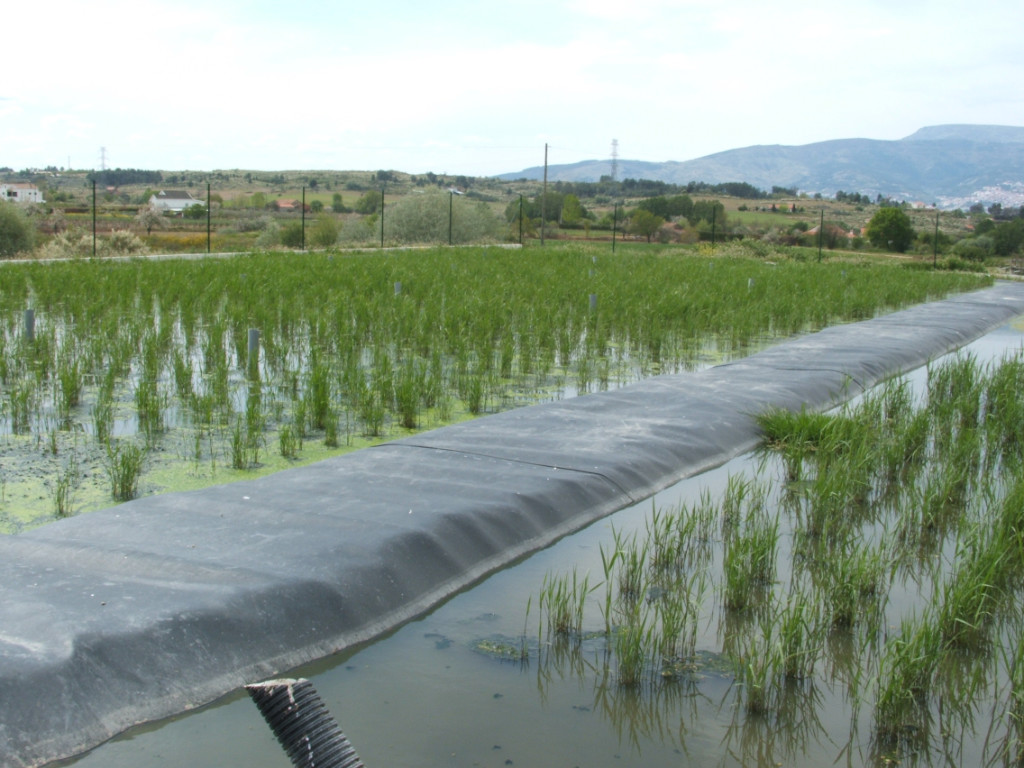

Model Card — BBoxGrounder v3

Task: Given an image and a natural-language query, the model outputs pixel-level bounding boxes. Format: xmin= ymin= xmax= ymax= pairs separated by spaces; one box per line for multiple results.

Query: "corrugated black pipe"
xmin=246 ymin=678 xmax=364 ymax=768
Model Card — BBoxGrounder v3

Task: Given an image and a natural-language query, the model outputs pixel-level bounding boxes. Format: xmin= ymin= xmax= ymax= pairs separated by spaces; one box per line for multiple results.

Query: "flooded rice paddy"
xmin=60 ymin=317 xmax=1024 ymax=768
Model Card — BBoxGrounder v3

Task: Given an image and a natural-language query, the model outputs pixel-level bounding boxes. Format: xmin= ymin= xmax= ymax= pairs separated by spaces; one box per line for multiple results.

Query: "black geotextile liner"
xmin=2 ymin=282 xmax=1023 ymax=768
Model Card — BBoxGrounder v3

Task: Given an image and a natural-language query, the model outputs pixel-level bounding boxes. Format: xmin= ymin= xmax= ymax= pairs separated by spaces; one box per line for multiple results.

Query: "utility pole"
xmin=540 ymin=143 xmax=548 ymax=246
xmin=610 ymin=139 xmax=619 ymax=182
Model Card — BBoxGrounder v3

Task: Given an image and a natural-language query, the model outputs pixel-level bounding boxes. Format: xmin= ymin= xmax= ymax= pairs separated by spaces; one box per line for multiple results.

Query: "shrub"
xmin=280 ymin=221 xmax=305 ymax=248
xmin=38 ymin=231 xmax=91 ymax=259
xmin=386 ymin=191 xmax=501 ymax=245
xmin=255 ymin=220 xmax=281 ymax=249
xmin=105 ymin=229 xmax=148 ymax=256
xmin=309 ymin=215 xmax=340 ymax=247
xmin=0 ymin=202 xmax=36 ymax=257
xmin=951 ymin=236 xmax=993 ymax=263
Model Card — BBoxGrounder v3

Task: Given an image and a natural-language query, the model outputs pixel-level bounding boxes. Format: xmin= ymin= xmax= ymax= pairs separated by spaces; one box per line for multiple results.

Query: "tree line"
xmin=86 ymin=169 xmax=164 ymax=187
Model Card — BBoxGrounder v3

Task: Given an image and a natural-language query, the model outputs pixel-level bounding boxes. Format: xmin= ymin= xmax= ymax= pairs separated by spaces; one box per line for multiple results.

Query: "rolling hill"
xmin=498 ymin=125 xmax=1024 ymax=209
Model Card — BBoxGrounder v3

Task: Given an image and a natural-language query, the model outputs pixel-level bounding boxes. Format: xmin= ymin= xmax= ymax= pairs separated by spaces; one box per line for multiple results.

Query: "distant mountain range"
xmin=498 ymin=125 xmax=1024 ymax=209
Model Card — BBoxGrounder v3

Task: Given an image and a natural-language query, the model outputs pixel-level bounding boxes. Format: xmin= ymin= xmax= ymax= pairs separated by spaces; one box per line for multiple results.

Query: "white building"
xmin=0 ymin=183 xmax=45 ymax=204
xmin=149 ymin=190 xmax=205 ymax=213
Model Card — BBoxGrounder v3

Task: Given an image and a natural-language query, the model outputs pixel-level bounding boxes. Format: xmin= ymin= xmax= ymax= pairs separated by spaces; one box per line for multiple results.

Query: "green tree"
xmin=990 ymin=219 xmax=1024 ymax=256
xmin=689 ymin=199 xmax=725 ymax=228
xmin=280 ymin=221 xmax=305 ymax=248
xmin=183 ymin=204 xmax=206 ymax=220
xmin=0 ymin=202 xmax=36 ymax=257
xmin=560 ymin=194 xmax=585 ymax=227
xmin=309 ymin=200 xmax=324 ymax=214
xmin=355 ymin=190 xmax=383 ymax=215
xmin=865 ymin=207 xmax=915 ymax=252
xmin=628 ymin=209 xmax=665 ymax=242
xmin=309 ymin=215 xmax=340 ymax=247
xmin=331 ymin=193 xmax=347 ymax=213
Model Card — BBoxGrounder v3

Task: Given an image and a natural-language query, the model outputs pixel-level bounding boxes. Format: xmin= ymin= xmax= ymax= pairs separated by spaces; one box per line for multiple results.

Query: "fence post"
xmin=92 ymin=180 xmax=97 ymax=258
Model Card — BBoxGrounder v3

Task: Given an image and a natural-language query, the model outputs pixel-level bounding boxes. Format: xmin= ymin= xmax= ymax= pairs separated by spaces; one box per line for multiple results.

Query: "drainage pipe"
xmin=247 ymin=678 xmax=364 ymax=768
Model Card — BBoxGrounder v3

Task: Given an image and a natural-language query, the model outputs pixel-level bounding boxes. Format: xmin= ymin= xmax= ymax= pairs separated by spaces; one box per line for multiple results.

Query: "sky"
xmin=3 ymin=0 xmax=1023 ymax=177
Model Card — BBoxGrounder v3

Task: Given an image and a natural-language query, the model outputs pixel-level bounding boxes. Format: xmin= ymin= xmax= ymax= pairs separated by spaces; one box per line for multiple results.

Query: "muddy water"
xmin=61 ymin=319 xmax=1024 ymax=768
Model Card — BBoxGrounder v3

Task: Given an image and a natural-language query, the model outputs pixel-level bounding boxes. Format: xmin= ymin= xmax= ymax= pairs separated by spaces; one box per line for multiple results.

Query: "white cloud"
xmin=3 ymin=0 xmax=1022 ymax=174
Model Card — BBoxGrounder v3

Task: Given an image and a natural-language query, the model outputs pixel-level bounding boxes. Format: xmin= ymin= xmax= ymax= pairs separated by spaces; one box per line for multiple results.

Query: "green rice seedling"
xmin=776 ymin=589 xmax=821 ymax=680
xmin=721 ymin=473 xmax=760 ymax=535
xmin=598 ymin=540 xmax=620 ymax=636
xmin=1001 ymin=637 xmax=1024 ymax=766
xmin=575 ymin=353 xmax=592 ymax=395
xmin=324 ymin=409 xmax=339 ymax=448
xmin=91 ymin=395 xmax=113 ymax=446
xmin=821 ymin=557 xmax=861 ymax=632
xmin=983 ymin=354 xmax=1024 ymax=467
xmin=654 ymin=568 xmax=708 ymax=670
xmin=616 ymin=531 xmax=648 ymax=605
xmin=881 ymin=407 xmax=930 ymax=491
xmin=722 ymin=502 xmax=779 ymax=612
xmin=189 ymin=390 xmax=216 ymax=428
xmin=464 ymin=363 xmax=487 ymax=415
xmin=733 ymin=613 xmax=781 ymax=716
xmin=135 ymin=377 xmax=164 ymax=445
xmin=52 ymin=454 xmax=79 ymax=518
xmin=55 ymin=355 xmax=83 ymax=421
xmin=538 ymin=567 xmax=592 ymax=638
xmin=392 ymin=357 xmax=423 ymax=430
xmin=231 ymin=418 xmax=248 ymax=468
xmin=756 ymin=405 xmax=832 ymax=458
xmin=935 ymin=530 xmax=1009 ymax=652
xmin=614 ymin=601 xmax=655 ymax=687
xmin=172 ymin=350 xmax=194 ymax=400
xmin=873 ymin=616 xmax=942 ymax=747
xmin=7 ymin=379 xmax=36 ymax=434
xmin=278 ymin=422 xmax=299 ymax=460
xmin=229 ymin=412 xmax=263 ymax=469
xmin=106 ymin=440 xmax=146 ymax=502
xmin=646 ymin=503 xmax=674 ymax=574
xmin=358 ymin=387 xmax=386 ymax=438
xmin=304 ymin=351 xmax=333 ymax=431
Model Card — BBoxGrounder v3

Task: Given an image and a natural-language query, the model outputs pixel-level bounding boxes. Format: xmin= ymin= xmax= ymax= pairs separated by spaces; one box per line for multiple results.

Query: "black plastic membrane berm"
xmin=2 ymin=282 xmax=1023 ymax=767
